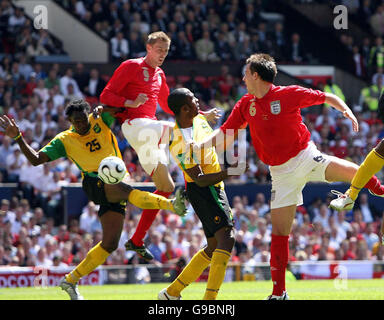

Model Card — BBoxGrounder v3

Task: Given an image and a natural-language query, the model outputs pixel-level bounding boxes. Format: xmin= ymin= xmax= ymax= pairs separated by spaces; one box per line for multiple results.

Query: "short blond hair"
xmin=146 ymin=31 xmax=171 ymax=45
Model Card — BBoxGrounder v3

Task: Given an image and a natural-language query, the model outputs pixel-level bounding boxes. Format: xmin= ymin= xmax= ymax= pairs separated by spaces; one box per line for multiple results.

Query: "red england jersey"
xmin=221 ymin=85 xmax=326 ymax=166
xmin=100 ymin=57 xmax=173 ymax=123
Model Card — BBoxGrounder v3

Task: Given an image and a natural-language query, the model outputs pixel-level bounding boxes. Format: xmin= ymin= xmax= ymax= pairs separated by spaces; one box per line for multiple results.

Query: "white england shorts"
xmin=121 ymin=118 xmax=174 ymax=176
xmin=269 ymin=142 xmax=331 ymax=209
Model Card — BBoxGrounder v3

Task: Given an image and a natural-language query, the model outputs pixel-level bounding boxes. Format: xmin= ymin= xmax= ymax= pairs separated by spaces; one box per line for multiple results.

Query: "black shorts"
xmin=186 ymin=183 xmax=234 ymax=238
xmin=82 ymin=174 xmax=127 ymax=217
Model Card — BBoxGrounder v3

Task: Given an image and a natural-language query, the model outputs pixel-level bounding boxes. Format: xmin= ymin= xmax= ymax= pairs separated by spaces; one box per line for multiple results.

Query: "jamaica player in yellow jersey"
xmin=158 ymin=88 xmax=247 ymax=300
xmin=0 ymin=99 xmax=186 ymax=300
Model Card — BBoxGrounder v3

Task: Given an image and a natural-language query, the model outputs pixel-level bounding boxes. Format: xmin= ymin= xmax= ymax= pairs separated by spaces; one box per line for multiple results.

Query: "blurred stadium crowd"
xmin=0 ymin=0 xmax=384 ymax=272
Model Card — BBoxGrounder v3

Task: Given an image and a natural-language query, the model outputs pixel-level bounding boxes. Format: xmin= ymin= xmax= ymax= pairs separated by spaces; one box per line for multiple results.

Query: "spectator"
xmin=286 ymin=33 xmax=307 ymax=64
xmin=175 ymin=31 xmax=195 ymax=60
xmin=110 ymin=31 xmax=129 ymax=62
xmin=26 ymin=37 xmax=49 ymax=57
xmin=131 ymin=12 xmax=150 ymax=35
xmin=370 ymin=5 xmax=384 ymax=37
xmin=161 ymin=236 xmax=183 ymax=264
xmin=44 ymin=69 xmax=60 ymax=90
xmin=52 ymin=255 xmax=68 ymax=267
xmin=33 ymin=79 xmax=50 ymax=103
xmin=0 ymin=136 xmax=13 ymax=179
xmin=8 ymin=6 xmax=26 ymax=35
xmin=83 ymin=68 xmax=106 ymax=98
xmin=234 ymin=230 xmax=248 ymax=257
xmin=148 ymin=231 xmax=165 ymax=262
xmin=313 ymin=204 xmax=331 ymax=230
xmin=18 ymin=55 xmax=33 ymax=80
xmin=270 ymin=22 xmax=286 ymax=62
xmin=128 ymin=31 xmax=146 ymax=58
xmin=369 ymin=37 xmax=384 ymax=75
xmin=357 ymin=193 xmax=376 ymax=223
xmin=195 ymin=31 xmax=219 ymax=62
xmin=363 ymin=222 xmax=380 ymax=250
xmin=154 ymin=9 xmax=168 ymax=33
xmin=214 ymin=32 xmax=233 ymax=61
xmin=36 ymin=29 xmax=56 ymax=54
xmin=351 ymin=45 xmax=366 ymax=78
xmin=79 ymin=201 xmax=101 ymax=235
xmin=73 ymin=62 xmax=89 ymax=93
xmin=60 ymin=68 xmax=82 ymax=97
xmin=372 ymin=66 xmax=384 ymax=85
xmin=35 ymin=247 xmax=52 ymax=267
xmin=6 ymin=145 xmax=27 ymax=183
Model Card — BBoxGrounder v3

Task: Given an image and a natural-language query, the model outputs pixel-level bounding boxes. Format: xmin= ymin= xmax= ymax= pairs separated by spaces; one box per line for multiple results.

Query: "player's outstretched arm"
xmin=0 ymin=115 xmax=50 ymax=166
xmin=200 ymin=108 xmax=221 ymax=124
xmin=324 ymin=93 xmax=359 ymax=132
xmin=185 ymin=163 xmax=248 ymax=188
xmin=185 ymin=164 xmax=230 ymax=187
xmin=197 ymin=128 xmax=226 ymax=150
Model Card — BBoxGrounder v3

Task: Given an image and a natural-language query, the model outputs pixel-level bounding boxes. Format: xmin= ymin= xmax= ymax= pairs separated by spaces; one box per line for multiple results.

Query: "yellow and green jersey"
xmin=169 ymin=114 xmax=224 ymax=189
xmin=41 ymin=113 xmax=121 ymax=177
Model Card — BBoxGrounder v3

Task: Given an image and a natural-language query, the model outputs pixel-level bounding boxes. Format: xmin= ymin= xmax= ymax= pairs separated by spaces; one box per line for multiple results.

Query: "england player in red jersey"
xmin=196 ymin=53 xmax=384 ymax=300
xmin=100 ymin=31 xmax=219 ymax=260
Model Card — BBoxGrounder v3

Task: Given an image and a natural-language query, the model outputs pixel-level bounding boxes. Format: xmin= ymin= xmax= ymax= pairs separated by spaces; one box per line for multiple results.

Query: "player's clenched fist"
xmin=134 ymin=93 xmax=148 ymax=108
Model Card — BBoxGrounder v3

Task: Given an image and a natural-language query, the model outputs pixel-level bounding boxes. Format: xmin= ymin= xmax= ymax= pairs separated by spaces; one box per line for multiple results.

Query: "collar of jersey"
xmin=70 ymin=124 xmax=91 ymax=135
xmin=175 ymin=119 xmax=193 ymax=141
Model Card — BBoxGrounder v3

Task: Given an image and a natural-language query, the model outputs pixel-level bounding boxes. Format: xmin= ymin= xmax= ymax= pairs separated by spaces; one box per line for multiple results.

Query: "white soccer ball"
xmin=98 ymin=156 xmax=127 ymax=184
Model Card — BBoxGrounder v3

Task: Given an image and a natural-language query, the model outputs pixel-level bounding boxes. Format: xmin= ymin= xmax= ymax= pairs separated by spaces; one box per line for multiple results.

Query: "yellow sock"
xmin=128 ymin=189 xmax=172 ymax=210
xmin=65 ymin=242 xmax=109 ymax=284
xmin=203 ymin=249 xmax=231 ymax=300
xmin=349 ymin=149 xmax=384 ymax=201
xmin=167 ymin=249 xmax=211 ymax=297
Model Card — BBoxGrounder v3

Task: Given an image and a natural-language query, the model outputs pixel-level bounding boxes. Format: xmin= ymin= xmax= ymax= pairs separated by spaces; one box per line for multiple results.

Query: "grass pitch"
xmin=1 ymin=279 xmax=383 ymax=300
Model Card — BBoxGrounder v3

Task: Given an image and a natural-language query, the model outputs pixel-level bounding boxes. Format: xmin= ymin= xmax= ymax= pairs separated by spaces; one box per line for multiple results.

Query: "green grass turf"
xmin=1 ymin=279 xmax=384 ymax=300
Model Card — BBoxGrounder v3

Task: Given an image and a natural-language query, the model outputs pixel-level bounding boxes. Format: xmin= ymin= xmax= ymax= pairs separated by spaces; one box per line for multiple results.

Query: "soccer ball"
xmin=98 ymin=156 xmax=127 ymax=184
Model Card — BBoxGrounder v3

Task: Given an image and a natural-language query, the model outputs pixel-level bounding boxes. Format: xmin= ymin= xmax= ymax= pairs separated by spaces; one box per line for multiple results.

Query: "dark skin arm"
xmin=185 ymin=165 xmax=230 ymax=188
xmin=185 ymin=162 xmax=248 ymax=188
xmin=93 ymin=105 xmax=125 ymax=119
xmin=0 ymin=115 xmax=50 ymax=166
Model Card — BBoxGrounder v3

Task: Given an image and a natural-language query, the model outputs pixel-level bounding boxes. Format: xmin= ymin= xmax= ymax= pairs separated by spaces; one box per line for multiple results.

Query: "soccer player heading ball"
xmin=100 ymin=31 xmax=220 ymax=261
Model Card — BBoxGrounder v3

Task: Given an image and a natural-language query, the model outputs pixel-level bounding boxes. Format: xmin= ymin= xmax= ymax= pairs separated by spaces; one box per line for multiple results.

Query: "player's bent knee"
xmin=156 ymin=182 xmax=175 ymax=193
xmin=101 ymin=240 xmax=119 ymax=253
xmin=105 ymin=182 xmax=134 ymax=203
xmin=216 ymin=227 xmax=235 ymax=252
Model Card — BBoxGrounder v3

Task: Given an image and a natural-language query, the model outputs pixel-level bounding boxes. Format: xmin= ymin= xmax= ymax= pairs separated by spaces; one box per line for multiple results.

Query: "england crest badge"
xmin=270 ymin=100 xmax=281 ymax=115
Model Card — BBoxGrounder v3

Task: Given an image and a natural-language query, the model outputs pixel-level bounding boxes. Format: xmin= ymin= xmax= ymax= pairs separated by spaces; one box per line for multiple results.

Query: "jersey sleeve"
xmin=101 ymin=112 xmax=115 ymax=128
xmin=40 ymin=136 xmax=67 ymax=161
xmin=157 ymin=72 xmax=173 ymax=115
xmin=289 ymin=85 xmax=326 ymax=108
xmin=100 ymin=61 xmax=134 ymax=107
xmin=220 ymin=97 xmax=248 ymax=134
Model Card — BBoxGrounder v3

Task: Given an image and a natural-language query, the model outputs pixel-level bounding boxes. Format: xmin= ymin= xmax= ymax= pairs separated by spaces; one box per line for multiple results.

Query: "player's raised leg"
xmin=104 ymin=180 xmax=185 ymax=215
